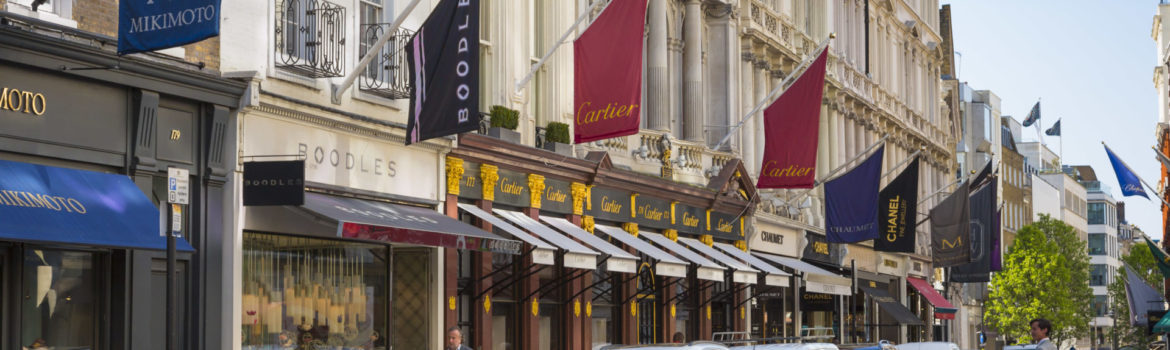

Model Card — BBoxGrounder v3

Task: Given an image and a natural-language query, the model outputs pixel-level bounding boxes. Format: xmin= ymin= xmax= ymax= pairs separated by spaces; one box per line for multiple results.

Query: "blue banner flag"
xmin=1045 ymin=119 xmax=1061 ymax=136
xmin=1104 ymin=144 xmax=1150 ymax=199
xmin=1022 ymin=102 xmax=1040 ymax=127
xmin=118 ymin=0 xmax=221 ymax=55
xmin=825 ymin=146 xmax=884 ymax=243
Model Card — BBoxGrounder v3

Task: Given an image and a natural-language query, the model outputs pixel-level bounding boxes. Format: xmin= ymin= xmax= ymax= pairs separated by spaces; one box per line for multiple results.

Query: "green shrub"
xmin=489 ymin=105 xmax=519 ymax=130
xmin=545 ymin=122 xmax=570 ymax=144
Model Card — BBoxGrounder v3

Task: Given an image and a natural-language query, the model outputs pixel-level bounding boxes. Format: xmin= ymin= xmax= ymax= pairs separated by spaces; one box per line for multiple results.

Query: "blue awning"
xmin=0 ymin=159 xmax=193 ymax=251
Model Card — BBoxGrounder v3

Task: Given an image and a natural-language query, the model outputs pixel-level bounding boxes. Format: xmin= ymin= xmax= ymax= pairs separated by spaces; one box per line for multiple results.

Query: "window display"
xmin=242 ymin=232 xmax=389 ymax=350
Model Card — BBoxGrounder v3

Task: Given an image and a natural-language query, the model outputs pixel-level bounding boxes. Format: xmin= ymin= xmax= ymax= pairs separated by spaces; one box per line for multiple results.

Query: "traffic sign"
xmin=167 ymin=167 xmax=189 ymax=204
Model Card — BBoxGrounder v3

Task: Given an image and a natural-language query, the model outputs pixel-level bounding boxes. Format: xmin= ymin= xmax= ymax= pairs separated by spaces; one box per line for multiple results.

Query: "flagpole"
xmin=712 ymin=33 xmax=835 ymax=151
xmin=782 ymin=135 xmax=888 ymax=207
xmin=331 ymin=0 xmax=425 ymax=104
xmin=514 ymin=0 xmax=613 ymax=94
xmin=1103 ymin=141 xmax=1170 ymax=209
xmin=881 ymin=150 xmax=922 ymax=180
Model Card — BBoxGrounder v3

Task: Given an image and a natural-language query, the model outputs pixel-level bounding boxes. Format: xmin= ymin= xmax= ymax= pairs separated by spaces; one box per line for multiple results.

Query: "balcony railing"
xmin=275 ymin=0 xmax=346 ymax=78
xmin=359 ymin=24 xmax=413 ymax=99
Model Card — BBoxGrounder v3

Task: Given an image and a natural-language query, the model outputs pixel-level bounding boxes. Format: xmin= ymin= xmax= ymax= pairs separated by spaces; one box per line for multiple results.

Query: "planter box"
xmin=542 ymin=141 xmax=573 ymax=157
xmin=486 ymin=127 xmax=521 ymax=144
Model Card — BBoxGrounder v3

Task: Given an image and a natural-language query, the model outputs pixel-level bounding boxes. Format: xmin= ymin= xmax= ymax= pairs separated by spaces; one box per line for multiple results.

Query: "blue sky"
xmin=945 ymin=1 xmax=1163 ymax=239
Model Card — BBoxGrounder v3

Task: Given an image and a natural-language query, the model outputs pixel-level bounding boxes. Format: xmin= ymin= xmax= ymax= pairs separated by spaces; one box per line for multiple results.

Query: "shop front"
xmin=0 ymin=17 xmax=244 ymax=350
xmin=237 ymin=110 xmax=484 ymax=350
xmin=746 ymin=215 xmax=804 ymax=340
xmin=445 ymin=134 xmax=759 ymax=350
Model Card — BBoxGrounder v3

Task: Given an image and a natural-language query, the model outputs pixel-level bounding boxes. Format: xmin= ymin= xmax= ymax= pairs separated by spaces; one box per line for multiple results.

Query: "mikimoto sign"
xmin=118 ymin=0 xmax=221 ymax=55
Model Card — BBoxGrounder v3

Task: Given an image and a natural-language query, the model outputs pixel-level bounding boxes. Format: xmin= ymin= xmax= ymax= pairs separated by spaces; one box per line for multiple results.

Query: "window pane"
xmin=22 ymin=249 xmax=98 ymax=349
xmin=242 ymin=232 xmax=389 ymax=349
xmin=1090 ymin=264 xmax=1107 ymax=286
xmin=1088 ymin=234 xmax=1105 ymax=255
xmin=1088 ymin=203 xmax=1104 ymax=225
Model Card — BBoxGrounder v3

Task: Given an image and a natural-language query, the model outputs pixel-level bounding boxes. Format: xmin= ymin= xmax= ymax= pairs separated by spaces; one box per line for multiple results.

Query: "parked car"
xmin=602 ymin=342 xmax=731 ymax=350
xmin=1003 ymin=344 xmax=1038 ymax=350
xmin=895 ymin=342 xmax=960 ymax=350
xmin=729 ymin=343 xmax=840 ymax=350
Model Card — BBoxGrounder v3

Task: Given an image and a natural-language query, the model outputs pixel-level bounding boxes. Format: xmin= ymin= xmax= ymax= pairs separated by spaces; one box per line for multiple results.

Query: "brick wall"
xmin=71 ymin=0 xmax=221 ymax=73
xmin=185 ymin=37 xmax=220 ymax=72
xmin=74 ymin=0 xmax=117 ymax=37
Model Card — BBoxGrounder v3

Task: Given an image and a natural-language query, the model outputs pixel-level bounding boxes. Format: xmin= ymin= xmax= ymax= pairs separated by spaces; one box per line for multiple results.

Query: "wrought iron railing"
xmin=275 ymin=0 xmax=346 ymax=78
xmin=359 ymin=24 xmax=413 ymax=99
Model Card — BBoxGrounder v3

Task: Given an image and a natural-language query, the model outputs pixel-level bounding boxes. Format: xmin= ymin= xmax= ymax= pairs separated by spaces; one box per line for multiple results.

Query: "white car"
xmin=894 ymin=342 xmax=961 ymax=350
xmin=1003 ymin=345 xmax=1039 ymax=350
xmin=729 ymin=343 xmax=840 ymax=350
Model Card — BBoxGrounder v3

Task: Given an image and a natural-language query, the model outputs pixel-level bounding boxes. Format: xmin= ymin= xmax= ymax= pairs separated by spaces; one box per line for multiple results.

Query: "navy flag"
xmin=118 ymin=0 xmax=221 ymax=55
xmin=1045 ymin=119 xmax=1061 ymax=136
xmin=405 ymin=0 xmax=481 ymax=145
xmin=1104 ymin=144 xmax=1150 ymax=199
xmin=824 ymin=146 xmax=884 ymax=243
xmin=1124 ymin=265 xmax=1167 ymax=326
xmin=875 ymin=157 xmax=918 ymax=253
xmin=1022 ymin=102 xmax=1040 ymax=127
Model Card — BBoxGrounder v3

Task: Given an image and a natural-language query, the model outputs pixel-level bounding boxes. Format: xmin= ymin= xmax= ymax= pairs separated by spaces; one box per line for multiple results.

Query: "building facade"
xmin=0 ymin=1 xmax=245 ymax=349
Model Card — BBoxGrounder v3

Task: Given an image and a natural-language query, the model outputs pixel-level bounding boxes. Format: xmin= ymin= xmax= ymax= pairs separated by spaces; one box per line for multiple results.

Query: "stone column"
xmin=683 ymin=0 xmax=705 ymax=142
xmin=648 ymin=0 xmax=670 ymax=131
xmin=844 ymin=117 xmax=855 ymax=163
xmin=828 ymin=105 xmax=840 ymax=169
xmin=474 ymin=200 xmax=495 ymax=350
xmin=741 ymin=52 xmax=757 ymax=172
xmin=753 ymin=58 xmax=768 ymax=173
xmin=521 ymin=207 xmax=543 ymax=350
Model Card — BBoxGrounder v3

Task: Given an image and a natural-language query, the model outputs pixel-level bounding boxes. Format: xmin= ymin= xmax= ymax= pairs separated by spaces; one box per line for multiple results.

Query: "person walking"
xmin=1030 ymin=318 xmax=1057 ymax=350
xmin=447 ymin=326 xmax=473 ymax=350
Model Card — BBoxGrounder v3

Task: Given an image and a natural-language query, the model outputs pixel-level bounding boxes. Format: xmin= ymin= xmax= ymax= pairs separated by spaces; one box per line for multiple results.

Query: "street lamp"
xmin=1106 ymin=309 xmax=1117 ymax=350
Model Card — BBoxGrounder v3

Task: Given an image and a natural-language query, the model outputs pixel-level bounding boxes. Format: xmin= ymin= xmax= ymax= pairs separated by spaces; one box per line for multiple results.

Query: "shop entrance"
xmin=636 ymin=263 xmax=658 ymax=344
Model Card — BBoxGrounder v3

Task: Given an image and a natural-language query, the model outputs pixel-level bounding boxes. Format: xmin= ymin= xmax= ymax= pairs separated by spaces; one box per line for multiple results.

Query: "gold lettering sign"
xmin=716 ymin=218 xmax=734 ymax=233
xmin=813 ymin=241 xmax=829 ymax=255
xmin=883 ymin=259 xmax=898 ymax=268
xmin=885 ymin=194 xmax=901 ymax=242
xmin=576 ymin=102 xmax=640 ymax=126
xmin=0 ymin=190 xmax=86 ymax=213
xmin=0 ymin=87 xmax=47 ymax=116
xmin=600 ymin=196 xmax=623 ymax=214
xmin=637 ymin=204 xmax=668 ymax=222
xmin=499 ymin=177 xmax=525 ymax=196
xmin=682 ymin=211 xmax=700 ymax=228
xmin=760 ymin=160 xmax=813 ymax=179
xmin=545 ymin=186 xmax=568 ymax=204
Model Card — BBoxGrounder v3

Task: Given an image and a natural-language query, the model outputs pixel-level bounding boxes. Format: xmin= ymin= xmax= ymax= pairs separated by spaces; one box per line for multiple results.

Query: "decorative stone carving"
xmin=528 ymin=174 xmax=545 ymax=209
xmin=445 ymin=156 xmax=464 ymax=197
xmin=571 ymin=182 xmax=587 ymax=215
xmin=480 ymin=164 xmax=499 ymax=201
xmin=582 ymin=216 xmax=595 ymax=234
xmin=623 ymin=222 xmax=639 ymax=237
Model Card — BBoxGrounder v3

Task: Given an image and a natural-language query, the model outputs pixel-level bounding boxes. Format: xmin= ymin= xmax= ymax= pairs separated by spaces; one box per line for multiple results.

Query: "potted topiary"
xmin=542 ymin=121 xmax=572 ymax=156
xmin=487 ymin=105 xmax=521 ymax=143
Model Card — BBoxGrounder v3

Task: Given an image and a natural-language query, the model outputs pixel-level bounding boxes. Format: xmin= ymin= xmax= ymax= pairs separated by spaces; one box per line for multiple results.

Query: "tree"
xmin=985 ymin=214 xmax=1093 ymax=346
xmin=1107 ymin=242 xmax=1161 ymax=349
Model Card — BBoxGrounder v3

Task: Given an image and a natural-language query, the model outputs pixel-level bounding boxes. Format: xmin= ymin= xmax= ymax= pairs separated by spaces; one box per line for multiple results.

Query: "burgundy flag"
xmin=573 ymin=0 xmax=648 ymax=143
xmin=757 ymin=49 xmax=828 ymax=188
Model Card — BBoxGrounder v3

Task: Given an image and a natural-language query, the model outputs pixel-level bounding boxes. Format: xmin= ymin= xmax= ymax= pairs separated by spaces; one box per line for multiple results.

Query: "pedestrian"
xmin=1029 ymin=318 xmax=1056 ymax=350
xmin=447 ymin=326 xmax=473 ymax=350
xmin=673 ymin=332 xmax=685 ymax=343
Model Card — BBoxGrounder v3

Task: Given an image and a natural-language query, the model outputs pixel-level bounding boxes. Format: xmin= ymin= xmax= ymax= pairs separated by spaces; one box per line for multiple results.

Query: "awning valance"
xmin=754 ymin=252 xmax=851 ymax=295
xmin=492 ymin=210 xmax=599 ymax=270
xmin=907 ymin=276 xmax=957 ymax=317
xmin=539 ymin=216 xmax=638 ymax=274
xmin=679 ymin=238 xmax=758 ymax=284
xmin=595 ymin=225 xmax=687 ymax=277
xmin=457 ymin=204 xmax=557 ymax=265
xmin=0 ymin=159 xmax=193 ymax=251
xmin=858 ymin=285 xmax=925 ymax=326
xmin=641 ymin=232 xmax=726 ymax=282
xmin=302 ymin=192 xmax=522 ymax=255
xmin=714 ymin=243 xmax=791 ymax=287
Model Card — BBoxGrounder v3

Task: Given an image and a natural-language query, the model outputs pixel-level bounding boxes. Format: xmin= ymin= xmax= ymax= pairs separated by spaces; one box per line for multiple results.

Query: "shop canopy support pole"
xmin=525 ymin=264 xmax=593 ymax=301
xmin=735 ymin=285 xmax=781 ymax=308
xmin=473 ymin=261 xmax=551 ymax=301
xmin=460 ymin=246 xmax=532 ymax=296
xmin=701 ymin=281 xmax=752 ymax=307
xmin=621 ymin=274 xmax=686 ymax=305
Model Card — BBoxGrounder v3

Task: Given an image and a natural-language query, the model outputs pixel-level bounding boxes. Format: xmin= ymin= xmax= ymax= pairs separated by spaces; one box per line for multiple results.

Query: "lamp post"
xmin=1110 ymin=309 xmax=1118 ymax=350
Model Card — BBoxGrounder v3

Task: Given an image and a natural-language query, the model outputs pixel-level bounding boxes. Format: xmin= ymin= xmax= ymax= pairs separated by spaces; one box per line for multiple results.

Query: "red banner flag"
xmin=757 ymin=49 xmax=828 ymax=189
xmin=573 ymin=0 xmax=648 ymax=143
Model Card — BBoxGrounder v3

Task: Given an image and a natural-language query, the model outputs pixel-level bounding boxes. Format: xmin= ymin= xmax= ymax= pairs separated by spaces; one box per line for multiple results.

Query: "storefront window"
xmin=242 ymin=232 xmax=389 ymax=350
xmin=22 ymin=249 xmax=99 ymax=350
xmin=591 ymin=266 xmax=615 ymax=348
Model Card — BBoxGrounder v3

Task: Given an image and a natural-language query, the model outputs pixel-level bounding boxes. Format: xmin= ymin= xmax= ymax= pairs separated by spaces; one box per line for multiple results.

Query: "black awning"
xmin=301 ymin=192 xmax=521 ymax=255
xmin=858 ymin=285 xmax=925 ymax=326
